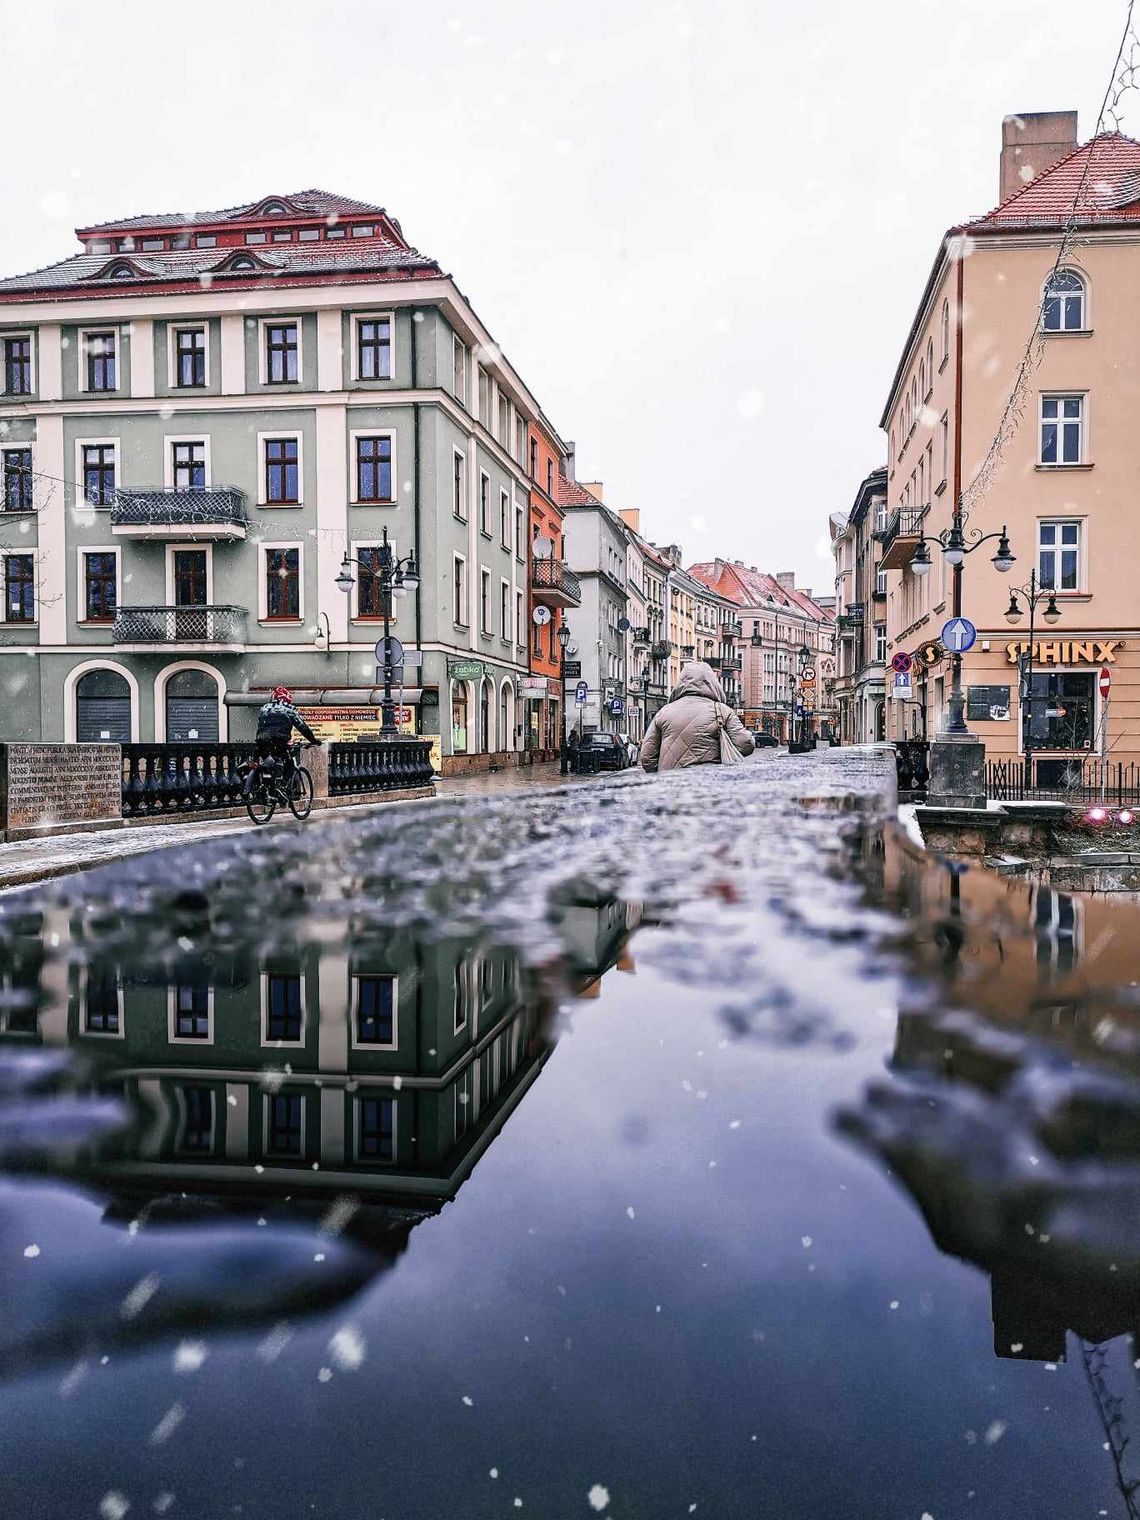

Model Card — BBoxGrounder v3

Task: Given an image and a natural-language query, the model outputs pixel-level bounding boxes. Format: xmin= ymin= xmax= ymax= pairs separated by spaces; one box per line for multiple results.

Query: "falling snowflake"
xmin=173 ymin=1342 xmax=207 ymax=1374
xmin=587 ymin=1485 xmax=610 ymax=1511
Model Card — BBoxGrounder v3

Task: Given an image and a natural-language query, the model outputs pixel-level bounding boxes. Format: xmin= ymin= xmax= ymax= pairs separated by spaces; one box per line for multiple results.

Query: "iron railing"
xmin=721 ymin=620 xmax=744 ymax=639
xmin=114 ymin=605 xmax=247 ymax=644
xmin=329 ymin=738 xmax=434 ymax=793
xmin=111 ymin=487 xmax=248 ymax=530
xmin=720 ymin=657 xmax=743 ymax=673
xmin=986 ymin=757 xmax=1140 ymax=806
xmin=530 ymin=558 xmax=582 ymax=603
xmin=122 ymin=743 xmax=255 ymax=816
xmin=879 ymin=507 xmax=926 ymax=556
xmin=650 ymin=640 xmax=672 ymax=659
xmin=632 ymin=626 xmax=650 ymax=646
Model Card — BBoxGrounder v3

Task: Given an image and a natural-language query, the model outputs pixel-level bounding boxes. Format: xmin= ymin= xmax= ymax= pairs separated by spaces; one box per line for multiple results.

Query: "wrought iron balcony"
xmin=680 ymin=644 xmax=695 ymax=658
xmin=531 ymin=558 xmax=582 ymax=607
xmin=878 ymin=508 xmax=926 ymax=571
xmin=110 ymin=487 xmax=249 ymax=541
xmin=632 ymin=626 xmax=650 ymax=646
xmin=720 ymin=656 xmax=743 ymax=673
xmin=113 ymin=605 xmax=247 ymax=647
xmin=837 ymin=611 xmax=863 ymax=633
xmin=721 ymin=619 xmax=744 ymax=639
xmin=706 ymin=656 xmax=723 ymax=670
xmin=650 ymin=640 xmax=672 ymax=660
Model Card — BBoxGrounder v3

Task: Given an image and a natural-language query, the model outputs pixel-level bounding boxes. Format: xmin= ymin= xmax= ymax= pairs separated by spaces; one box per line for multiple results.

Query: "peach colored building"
xmin=878 ymin=115 xmax=1140 ymax=776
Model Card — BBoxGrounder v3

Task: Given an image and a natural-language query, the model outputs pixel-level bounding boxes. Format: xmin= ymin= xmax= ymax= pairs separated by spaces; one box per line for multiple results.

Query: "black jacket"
xmin=256 ymin=699 xmax=318 ymax=744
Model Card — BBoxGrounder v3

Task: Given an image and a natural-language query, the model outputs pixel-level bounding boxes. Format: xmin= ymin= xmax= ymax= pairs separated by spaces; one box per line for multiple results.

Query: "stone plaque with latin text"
xmin=0 ymin=744 xmax=121 ymax=835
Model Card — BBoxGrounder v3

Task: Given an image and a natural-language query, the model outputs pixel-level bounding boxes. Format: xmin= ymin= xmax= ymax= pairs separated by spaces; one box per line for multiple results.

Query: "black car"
xmin=576 ymin=732 xmax=630 ymax=772
xmin=750 ymin=731 xmax=780 ymax=749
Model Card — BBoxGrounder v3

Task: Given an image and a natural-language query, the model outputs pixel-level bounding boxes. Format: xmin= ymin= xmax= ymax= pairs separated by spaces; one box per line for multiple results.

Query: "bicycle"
xmin=242 ymin=740 xmax=318 ymax=825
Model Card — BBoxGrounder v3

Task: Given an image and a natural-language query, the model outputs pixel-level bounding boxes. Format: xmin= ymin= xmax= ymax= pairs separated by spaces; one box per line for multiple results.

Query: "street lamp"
xmin=1003 ymin=570 xmax=1061 ymax=789
xmin=558 ymin=622 xmax=572 ymax=775
xmin=334 ymin=525 xmax=419 ymax=734
xmin=909 ymin=520 xmax=1015 ymax=736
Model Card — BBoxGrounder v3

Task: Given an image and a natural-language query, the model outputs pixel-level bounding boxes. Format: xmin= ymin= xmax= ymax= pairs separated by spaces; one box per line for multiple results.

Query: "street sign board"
xmin=376 ymin=635 xmax=404 ymax=667
xmin=448 ymin=659 xmax=485 ymax=680
xmin=397 ymin=650 xmax=423 ymax=669
xmin=1100 ymin=666 xmax=1112 ymax=698
xmin=893 ymin=671 xmax=912 ymax=696
xmin=800 ymin=669 xmax=815 ymax=686
xmin=617 ymin=616 xmax=631 ymax=632
xmin=520 ymin=676 xmax=548 ymax=694
xmin=610 ymin=698 xmax=625 ymax=715
xmin=562 ymin=660 xmax=582 ymax=679
xmin=575 ymin=681 xmax=589 ymax=705
xmin=941 ymin=617 xmax=977 ymax=654
xmin=891 ymin=651 xmax=912 ymax=674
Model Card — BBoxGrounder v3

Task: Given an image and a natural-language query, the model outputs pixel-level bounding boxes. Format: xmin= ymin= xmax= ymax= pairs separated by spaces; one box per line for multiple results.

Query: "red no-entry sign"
xmin=1099 ymin=666 xmax=1112 ymax=698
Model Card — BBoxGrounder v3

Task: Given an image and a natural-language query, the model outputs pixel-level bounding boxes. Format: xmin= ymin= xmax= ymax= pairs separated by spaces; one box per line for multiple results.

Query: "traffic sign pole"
xmin=1100 ymin=665 xmax=1112 ymax=802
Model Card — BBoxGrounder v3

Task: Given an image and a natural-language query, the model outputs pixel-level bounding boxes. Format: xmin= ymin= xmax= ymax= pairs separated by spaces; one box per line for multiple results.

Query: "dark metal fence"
xmin=986 ymin=757 xmax=1140 ymax=806
xmin=329 ymin=739 xmax=435 ymax=794
xmin=113 ymin=606 xmax=247 ymax=645
xmin=122 ymin=743 xmax=255 ymax=817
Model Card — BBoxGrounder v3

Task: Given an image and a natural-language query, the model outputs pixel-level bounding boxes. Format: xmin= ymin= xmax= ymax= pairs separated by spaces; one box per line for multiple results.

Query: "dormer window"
xmin=326 ymin=227 xmax=346 ymax=239
xmin=272 ymin=230 xmax=292 ymax=243
xmin=230 ymin=257 xmax=257 ymax=271
xmin=245 ymin=232 xmax=267 ymax=245
xmin=98 ymin=262 xmax=139 ymax=280
xmin=141 ymin=238 xmax=165 ymax=251
xmin=298 ymin=228 xmax=320 ymax=241
xmin=88 ymin=241 xmax=112 ymax=255
xmin=262 ymin=201 xmax=289 ymax=215
xmin=351 ymin=224 xmax=375 ymax=238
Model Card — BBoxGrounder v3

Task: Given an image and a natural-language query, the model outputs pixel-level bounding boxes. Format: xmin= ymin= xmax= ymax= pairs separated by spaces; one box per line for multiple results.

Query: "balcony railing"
xmin=650 ymin=640 xmax=672 ymax=660
xmin=720 ymin=657 xmax=743 ymax=673
xmin=721 ymin=620 xmax=744 ymax=639
xmin=878 ymin=508 xmax=926 ymax=571
xmin=111 ymin=487 xmax=249 ymax=540
xmin=530 ymin=557 xmax=582 ymax=606
xmin=114 ymin=605 xmax=247 ymax=646
xmin=837 ymin=612 xmax=862 ymax=633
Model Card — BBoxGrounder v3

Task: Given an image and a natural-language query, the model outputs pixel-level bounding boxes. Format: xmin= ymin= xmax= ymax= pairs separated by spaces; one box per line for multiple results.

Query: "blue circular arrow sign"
xmin=940 ymin=616 xmax=977 ymax=654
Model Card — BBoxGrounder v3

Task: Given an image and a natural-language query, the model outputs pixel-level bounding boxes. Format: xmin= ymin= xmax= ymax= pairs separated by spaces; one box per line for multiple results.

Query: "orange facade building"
xmin=526 ymin=416 xmax=578 ymax=755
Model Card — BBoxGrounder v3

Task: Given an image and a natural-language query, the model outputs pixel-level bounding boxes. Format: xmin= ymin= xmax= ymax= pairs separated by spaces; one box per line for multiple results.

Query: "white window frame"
xmin=164 ymin=435 xmax=212 ymax=490
xmin=262 ymin=1091 xmax=307 ymax=1159
xmin=479 ymin=470 xmax=490 ymax=535
xmin=2 ymin=550 xmax=39 ymax=626
xmin=354 ymin=1093 xmax=397 ymax=1164
xmin=480 ymin=568 xmax=491 ymax=633
xmin=79 ymin=963 xmax=124 ymax=1040
xmin=167 ymin=323 xmax=211 ymax=389
xmin=1 ymin=440 xmax=35 ymax=512
xmin=258 ymin=316 xmax=303 ymax=386
xmin=500 ymin=577 xmax=511 ymax=639
xmin=165 ymin=542 xmax=215 ymax=604
xmin=166 ymin=980 xmax=216 ymax=1045
xmin=78 ymin=325 xmax=121 ymax=395
xmin=257 ymin=539 xmax=305 ymax=622
xmin=453 ymin=336 xmax=468 ymax=407
xmin=257 ymin=429 xmax=305 ymax=508
xmin=515 ymin=588 xmax=524 ymax=647
xmin=0 ymin=330 xmax=35 ymax=396
xmin=1039 ymin=392 xmax=1086 ymax=467
xmin=499 ymin=488 xmax=511 ymax=550
xmin=348 ymin=428 xmax=396 ymax=506
xmin=349 ymin=972 xmax=399 ymax=1051
xmin=75 ymin=544 xmax=121 ymax=624
xmin=453 ymin=447 xmax=467 ymax=521
xmin=453 ymin=552 xmax=468 ymax=628
xmin=173 ymin=1084 xmax=215 ymax=1155
xmin=1041 ymin=268 xmax=1088 ymax=333
xmin=260 ymin=968 xmax=307 ymax=1047
xmin=939 ymin=413 xmax=949 ymax=487
xmin=350 ymin=311 xmax=395 ymax=382
xmin=875 ymin=624 xmax=887 ymax=663
xmin=73 ymin=436 xmax=120 ymax=511
xmin=1037 ymin=517 xmax=1084 ymax=594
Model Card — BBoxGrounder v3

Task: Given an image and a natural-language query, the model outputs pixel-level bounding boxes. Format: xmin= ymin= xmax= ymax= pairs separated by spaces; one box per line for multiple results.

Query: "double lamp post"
xmin=335 ymin=526 xmax=420 ymax=734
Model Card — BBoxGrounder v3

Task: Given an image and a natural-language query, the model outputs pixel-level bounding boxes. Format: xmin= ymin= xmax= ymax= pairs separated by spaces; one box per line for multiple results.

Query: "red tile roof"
xmin=972 ymin=132 xmax=1140 ymax=227
xmin=554 ymin=474 xmax=604 ymax=508
xmin=688 ymin=562 xmax=833 ymax=624
xmin=77 ymin=190 xmax=398 ymax=236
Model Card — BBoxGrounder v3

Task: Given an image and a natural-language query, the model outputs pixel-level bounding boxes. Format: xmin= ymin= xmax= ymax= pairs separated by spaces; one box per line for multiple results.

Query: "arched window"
xmin=480 ymin=678 xmax=493 ymax=753
xmin=451 ymin=683 xmax=468 ymax=754
xmin=229 ymin=256 xmax=257 ymax=271
xmin=925 ymin=337 xmax=934 ymax=395
xmin=165 ymin=668 xmax=220 ymax=742
xmin=918 ymin=358 xmax=926 ymax=400
xmin=1042 ymin=269 xmax=1085 ymax=332
xmin=940 ymin=299 xmax=950 ymax=362
xmin=499 ymin=685 xmax=510 ymax=753
xmin=76 ymin=668 xmax=131 ymax=741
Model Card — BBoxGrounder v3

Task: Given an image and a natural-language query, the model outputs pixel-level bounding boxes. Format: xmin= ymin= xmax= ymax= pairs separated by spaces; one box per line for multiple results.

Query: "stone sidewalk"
xmin=0 ymin=762 xmax=634 ymax=892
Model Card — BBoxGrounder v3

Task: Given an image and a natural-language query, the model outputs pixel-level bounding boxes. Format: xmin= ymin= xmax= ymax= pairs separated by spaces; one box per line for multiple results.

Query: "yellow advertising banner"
xmin=298 ymin=706 xmax=410 ymax=742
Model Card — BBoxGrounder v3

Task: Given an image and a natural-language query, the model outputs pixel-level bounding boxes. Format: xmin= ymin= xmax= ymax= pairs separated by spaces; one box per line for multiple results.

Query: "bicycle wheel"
xmin=288 ymin=766 xmax=314 ymax=821
xmin=245 ymin=777 xmax=276 ymax=825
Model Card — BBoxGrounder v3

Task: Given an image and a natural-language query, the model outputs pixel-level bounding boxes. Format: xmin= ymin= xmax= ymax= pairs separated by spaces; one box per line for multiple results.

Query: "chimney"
xmin=583 ymin=481 xmax=605 ymax=502
xmin=750 ymin=566 xmax=757 ymax=572
xmin=564 ymin=442 xmax=576 ymax=481
xmin=618 ymin=507 xmax=640 ymax=533
xmin=713 ymin=558 xmax=726 ymax=579
xmin=734 ymin=559 xmax=744 ymax=567
xmin=776 ymin=571 xmax=796 ymax=592
xmin=999 ymin=111 xmax=1078 ymax=203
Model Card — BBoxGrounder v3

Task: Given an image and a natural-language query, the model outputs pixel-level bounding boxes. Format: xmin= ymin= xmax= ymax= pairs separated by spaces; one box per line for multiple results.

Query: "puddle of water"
xmin=1 ymin=754 xmax=1139 ymax=1517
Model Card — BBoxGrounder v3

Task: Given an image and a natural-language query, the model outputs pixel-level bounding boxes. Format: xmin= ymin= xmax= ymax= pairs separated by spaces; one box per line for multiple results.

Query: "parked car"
xmin=576 ymin=732 xmax=631 ymax=772
xmin=750 ymin=731 xmax=780 ymax=749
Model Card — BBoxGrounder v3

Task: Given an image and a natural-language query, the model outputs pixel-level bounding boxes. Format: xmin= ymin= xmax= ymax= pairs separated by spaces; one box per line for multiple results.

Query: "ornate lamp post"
xmin=910 ymin=521 xmax=1015 ymax=735
xmin=558 ymin=622 xmax=572 ymax=775
xmin=335 ymin=526 xmax=419 ymax=734
xmin=1003 ymin=570 xmax=1061 ymax=789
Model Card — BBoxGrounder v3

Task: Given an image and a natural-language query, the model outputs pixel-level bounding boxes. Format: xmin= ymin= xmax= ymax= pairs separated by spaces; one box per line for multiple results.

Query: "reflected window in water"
xmin=266 ymin=1093 xmax=304 ymax=1158
xmin=83 ymin=964 xmax=122 ymax=1035
xmin=353 ymin=973 xmax=396 ymax=1046
xmin=455 ymin=1068 xmax=472 ymax=1139
xmin=171 ymin=977 xmax=212 ymax=1041
xmin=357 ymin=1095 xmax=396 ymax=1162
xmin=453 ymin=961 xmax=468 ymax=1033
xmin=177 ymin=1085 xmax=216 ymax=1156
xmin=265 ymin=972 xmax=303 ymax=1043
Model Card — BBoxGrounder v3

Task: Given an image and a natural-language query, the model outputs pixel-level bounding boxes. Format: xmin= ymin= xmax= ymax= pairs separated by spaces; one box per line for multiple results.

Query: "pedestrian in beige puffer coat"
xmin=639 ymin=661 xmax=755 ymax=773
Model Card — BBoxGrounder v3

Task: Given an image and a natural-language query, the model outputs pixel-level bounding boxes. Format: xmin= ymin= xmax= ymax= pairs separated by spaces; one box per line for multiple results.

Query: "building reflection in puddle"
xmin=843 ymin=828 xmax=1140 ymax=1513
xmin=0 ymin=887 xmax=643 ymax=1370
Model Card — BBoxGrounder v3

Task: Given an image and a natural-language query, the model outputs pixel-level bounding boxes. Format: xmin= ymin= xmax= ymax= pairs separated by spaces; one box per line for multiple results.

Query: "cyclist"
xmin=247 ymin=685 xmax=320 ymax=792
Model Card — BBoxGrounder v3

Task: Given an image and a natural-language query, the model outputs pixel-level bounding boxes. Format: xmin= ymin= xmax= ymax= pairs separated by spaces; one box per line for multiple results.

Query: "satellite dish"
xmin=533 ymin=605 xmax=552 ymax=626
xmin=534 ymin=535 xmax=554 ymax=559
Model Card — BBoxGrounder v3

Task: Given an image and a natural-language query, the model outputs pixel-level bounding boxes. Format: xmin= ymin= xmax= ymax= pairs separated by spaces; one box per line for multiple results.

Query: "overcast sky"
xmin=1 ymin=0 xmax=1132 ymax=594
